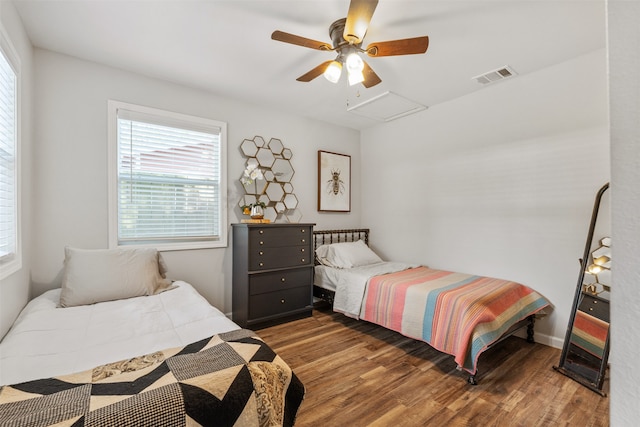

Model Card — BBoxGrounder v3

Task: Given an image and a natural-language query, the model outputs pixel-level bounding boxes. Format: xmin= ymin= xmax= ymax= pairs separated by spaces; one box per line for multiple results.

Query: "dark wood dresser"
xmin=232 ymin=223 xmax=315 ymax=328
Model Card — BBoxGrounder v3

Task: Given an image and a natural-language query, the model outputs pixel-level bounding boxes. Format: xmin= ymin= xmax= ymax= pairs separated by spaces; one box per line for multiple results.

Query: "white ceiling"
xmin=12 ymin=0 xmax=606 ymax=130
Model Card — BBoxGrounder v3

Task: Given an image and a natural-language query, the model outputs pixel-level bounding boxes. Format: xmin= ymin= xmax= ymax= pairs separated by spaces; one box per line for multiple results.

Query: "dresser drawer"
xmin=578 ymin=293 xmax=610 ymax=323
xmin=249 ymin=226 xmax=312 ymax=248
xmin=250 ymin=268 xmax=312 ymax=295
xmin=232 ymin=223 xmax=315 ymax=328
xmin=249 ymin=286 xmax=311 ymax=319
xmin=249 ymin=246 xmax=311 ymax=270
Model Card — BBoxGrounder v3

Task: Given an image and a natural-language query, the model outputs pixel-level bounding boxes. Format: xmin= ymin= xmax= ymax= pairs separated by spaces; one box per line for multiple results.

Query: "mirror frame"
xmin=554 ymin=182 xmax=610 ymax=396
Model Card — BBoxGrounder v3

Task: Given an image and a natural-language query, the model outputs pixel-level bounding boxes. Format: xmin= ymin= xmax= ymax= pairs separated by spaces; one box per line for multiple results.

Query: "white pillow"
xmin=315 ymin=240 xmax=383 ymax=269
xmin=59 ymin=247 xmax=173 ymax=307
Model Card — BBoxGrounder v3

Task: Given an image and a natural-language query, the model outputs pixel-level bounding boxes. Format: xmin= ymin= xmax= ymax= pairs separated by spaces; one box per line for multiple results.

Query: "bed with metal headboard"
xmin=312 ymin=229 xmax=369 ymax=304
xmin=311 ymin=228 xmax=550 ymax=385
xmin=313 ymin=228 xmax=369 ymax=251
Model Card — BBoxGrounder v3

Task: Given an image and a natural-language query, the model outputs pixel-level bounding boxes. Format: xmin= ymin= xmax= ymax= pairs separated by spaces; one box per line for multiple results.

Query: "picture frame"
xmin=318 ymin=150 xmax=351 ymax=212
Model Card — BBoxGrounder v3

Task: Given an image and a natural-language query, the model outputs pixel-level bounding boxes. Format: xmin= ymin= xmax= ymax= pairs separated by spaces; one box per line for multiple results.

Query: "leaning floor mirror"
xmin=554 ymin=183 xmax=610 ymax=396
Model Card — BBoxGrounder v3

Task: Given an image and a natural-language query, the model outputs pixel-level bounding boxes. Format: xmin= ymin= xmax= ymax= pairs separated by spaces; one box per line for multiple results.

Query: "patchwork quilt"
xmin=0 ymin=329 xmax=304 ymax=427
xmin=361 ymin=266 xmax=550 ymax=374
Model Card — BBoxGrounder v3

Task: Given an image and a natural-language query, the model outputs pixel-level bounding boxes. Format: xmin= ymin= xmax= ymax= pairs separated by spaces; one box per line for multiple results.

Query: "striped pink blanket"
xmin=571 ymin=310 xmax=608 ymax=358
xmin=361 ymin=267 xmax=550 ymax=374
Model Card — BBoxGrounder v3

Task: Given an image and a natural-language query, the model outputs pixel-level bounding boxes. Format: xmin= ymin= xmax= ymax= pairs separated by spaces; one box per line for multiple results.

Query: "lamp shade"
xmin=345 ymin=52 xmax=364 ymax=73
xmin=348 ymin=70 xmax=365 ymax=86
xmin=324 ymin=61 xmax=342 ymax=83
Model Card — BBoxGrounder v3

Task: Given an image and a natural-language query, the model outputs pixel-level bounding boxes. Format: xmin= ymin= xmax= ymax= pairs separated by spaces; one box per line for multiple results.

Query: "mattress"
xmin=314 ymin=262 xmax=420 ymax=318
xmin=0 ymin=281 xmax=239 ymax=386
xmin=313 ymin=264 xmax=339 ymax=292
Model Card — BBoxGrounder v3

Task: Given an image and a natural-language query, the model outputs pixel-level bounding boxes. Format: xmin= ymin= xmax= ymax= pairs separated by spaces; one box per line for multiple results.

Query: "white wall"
xmin=0 ymin=2 xmax=33 ymax=339
xmin=608 ymin=0 xmax=640 ymax=424
xmin=30 ymin=49 xmax=361 ymax=314
xmin=360 ymin=49 xmax=609 ymax=347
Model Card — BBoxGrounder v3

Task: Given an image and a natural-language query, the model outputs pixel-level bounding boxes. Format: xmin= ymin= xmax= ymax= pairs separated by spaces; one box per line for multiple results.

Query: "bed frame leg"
xmin=526 ymin=315 xmax=535 ymax=343
xmin=468 ymin=375 xmax=477 ymax=385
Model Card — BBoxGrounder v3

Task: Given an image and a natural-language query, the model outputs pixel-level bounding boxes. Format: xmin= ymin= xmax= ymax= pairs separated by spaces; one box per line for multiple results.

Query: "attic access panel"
xmin=347 ymin=91 xmax=427 ymax=122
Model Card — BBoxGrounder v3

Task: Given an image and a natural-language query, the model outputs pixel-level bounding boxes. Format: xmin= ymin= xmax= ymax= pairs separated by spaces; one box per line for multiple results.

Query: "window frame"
xmin=107 ymin=100 xmax=228 ymax=251
xmin=0 ymin=27 xmax=21 ymax=280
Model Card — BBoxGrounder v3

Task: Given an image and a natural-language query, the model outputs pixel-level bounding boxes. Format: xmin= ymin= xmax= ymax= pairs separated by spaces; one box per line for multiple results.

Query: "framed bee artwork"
xmin=318 ymin=150 xmax=351 ymax=212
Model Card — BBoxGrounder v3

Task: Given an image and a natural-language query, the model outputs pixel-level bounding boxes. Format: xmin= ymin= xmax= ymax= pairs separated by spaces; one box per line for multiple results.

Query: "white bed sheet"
xmin=314 ymin=262 xmax=419 ymax=319
xmin=0 ymin=281 xmax=239 ymax=386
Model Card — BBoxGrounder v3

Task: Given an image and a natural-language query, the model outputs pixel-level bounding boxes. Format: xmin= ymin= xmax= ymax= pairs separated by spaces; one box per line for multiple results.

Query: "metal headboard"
xmin=313 ymin=228 xmax=370 ymax=252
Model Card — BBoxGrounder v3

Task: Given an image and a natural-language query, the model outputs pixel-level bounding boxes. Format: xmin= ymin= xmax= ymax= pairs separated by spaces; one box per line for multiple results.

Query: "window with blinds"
xmin=108 ymin=101 xmax=227 ymax=250
xmin=0 ymin=42 xmax=19 ymax=277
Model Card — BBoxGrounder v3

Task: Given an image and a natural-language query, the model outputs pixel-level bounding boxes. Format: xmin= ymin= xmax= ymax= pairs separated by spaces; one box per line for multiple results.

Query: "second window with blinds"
xmin=107 ymin=101 xmax=227 ymax=250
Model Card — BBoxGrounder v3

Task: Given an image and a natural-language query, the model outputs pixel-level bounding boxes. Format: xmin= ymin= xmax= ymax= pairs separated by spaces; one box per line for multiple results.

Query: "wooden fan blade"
xmin=296 ymin=61 xmax=333 ymax=82
xmin=366 ymin=36 xmax=429 ymax=57
xmin=362 ymin=60 xmax=382 ymax=88
xmin=344 ymin=0 xmax=378 ymax=44
xmin=271 ymin=30 xmax=333 ymax=51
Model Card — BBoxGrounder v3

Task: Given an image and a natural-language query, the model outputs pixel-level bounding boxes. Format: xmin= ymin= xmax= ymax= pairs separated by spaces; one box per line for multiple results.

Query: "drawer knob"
xmin=259 ymin=230 xmax=264 ymax=234
xmin=301 ymin=239 xmax=306 ymax=243
xmin=259 ymin=241 xmax=264 ymax=245
xmin=259 ymin=251 xmax=264 ymax=255
xmin=281 ymin=299 xmax=286 ymax=304
xmin=259 ymin=262 xmax=264 ymax=267
xmin=301 ymin=258 xmax=305 ymax=263
xmin=301 ymin=229 xmax=306 ymax=233
xmin=281 ymin=277 xmax=286 ymax=282
xmin=301 ymin=248 xmax=305 ymax=253
xmin=589 ymin=307 xmax=594 ymax=311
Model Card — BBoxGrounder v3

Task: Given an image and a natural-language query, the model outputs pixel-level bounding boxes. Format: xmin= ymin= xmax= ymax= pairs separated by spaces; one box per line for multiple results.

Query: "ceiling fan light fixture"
xmin=345 ymin=52 xmax=364 ymax=73
xmin=271 ymin=0 xmax=427 ymax=89
xmin=348 ymin=70 xmax=365 ymax=86
xmin=324 ymin=60 xmax=343 ymax=83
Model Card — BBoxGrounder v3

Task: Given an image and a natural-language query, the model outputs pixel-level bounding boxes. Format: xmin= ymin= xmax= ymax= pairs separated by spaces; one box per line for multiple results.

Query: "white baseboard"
xmin=513 ymin=329 xmax=564 ymax=349
xmin=534 ymin=333 xmax=564 ymax=350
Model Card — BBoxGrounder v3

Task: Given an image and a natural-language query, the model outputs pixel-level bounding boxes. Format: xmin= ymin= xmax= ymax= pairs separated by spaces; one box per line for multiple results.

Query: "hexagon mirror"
xmin=256 ymin=148 xmax=275 ymax=168
xmin=272 ymin=158 xmax=294 ymax=183
xmin=265 ymin=182 xmax=284 ymax=202
xmin=238 ymin=136 xmax=301 ymax=223
xmin=240 ymin=139 xmax=258 ymax=157
xmin=283 ymin=194 xmax=298 ymax=210
xmin=269 ymin=138 xmax=284 ymax=155
xmin=253 ymin=136 xmax=266 ymax=147
xmin=285 ymin=209 xmax=303 ymax=223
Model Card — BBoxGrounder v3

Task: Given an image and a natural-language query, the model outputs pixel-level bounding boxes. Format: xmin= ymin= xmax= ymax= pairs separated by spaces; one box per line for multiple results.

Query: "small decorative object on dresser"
xmin=250 ymin=203 xmax=265 ymax=219
xmin=232 ymin=223 xmax=315 ymax=328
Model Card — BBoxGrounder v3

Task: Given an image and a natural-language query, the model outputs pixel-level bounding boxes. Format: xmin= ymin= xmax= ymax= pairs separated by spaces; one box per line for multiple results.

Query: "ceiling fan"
xmin=271 ymin=0 xmax=429 ymax=88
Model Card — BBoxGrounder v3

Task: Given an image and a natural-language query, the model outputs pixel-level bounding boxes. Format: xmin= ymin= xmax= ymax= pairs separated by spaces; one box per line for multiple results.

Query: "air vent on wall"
xmin=472 ymin=65 xmax=517 ymax=85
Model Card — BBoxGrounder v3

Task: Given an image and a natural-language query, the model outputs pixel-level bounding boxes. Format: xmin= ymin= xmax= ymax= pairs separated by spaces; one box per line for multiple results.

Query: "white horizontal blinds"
xmin=117 ymin=111 xmax=221 ymax=245
xmin=0 ymin=50 xmax=17 ymax=262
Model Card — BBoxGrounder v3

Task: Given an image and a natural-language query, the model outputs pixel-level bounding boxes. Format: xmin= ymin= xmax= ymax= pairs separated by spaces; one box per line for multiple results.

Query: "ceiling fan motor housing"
xmin=329 ymin=18 xmax=363 ymax=50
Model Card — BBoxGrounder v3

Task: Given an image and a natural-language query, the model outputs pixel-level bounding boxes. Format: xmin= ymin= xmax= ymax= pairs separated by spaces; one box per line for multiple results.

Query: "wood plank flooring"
xmin=258 ymin=305 xmax=609 ymax=427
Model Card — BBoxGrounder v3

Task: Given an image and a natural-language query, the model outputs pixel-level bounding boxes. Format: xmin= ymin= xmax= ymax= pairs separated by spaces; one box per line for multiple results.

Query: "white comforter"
xmin=0 ymin=281 xmax=239 ymax=386
xmin=316 ymin=262 xmax=419 ymax=319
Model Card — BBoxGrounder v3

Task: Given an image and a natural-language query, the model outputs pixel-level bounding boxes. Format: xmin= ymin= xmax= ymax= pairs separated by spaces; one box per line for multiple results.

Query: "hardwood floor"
xmin=258 ymin=305 xmax=609 ymax=427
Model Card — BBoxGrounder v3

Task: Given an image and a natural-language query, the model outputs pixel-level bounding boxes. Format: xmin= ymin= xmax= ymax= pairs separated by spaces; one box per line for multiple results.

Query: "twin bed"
xmin=312 ymin=229 xmax=551 ymax=384
xmin=0 ymin=247 xmax=304 ymax=426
